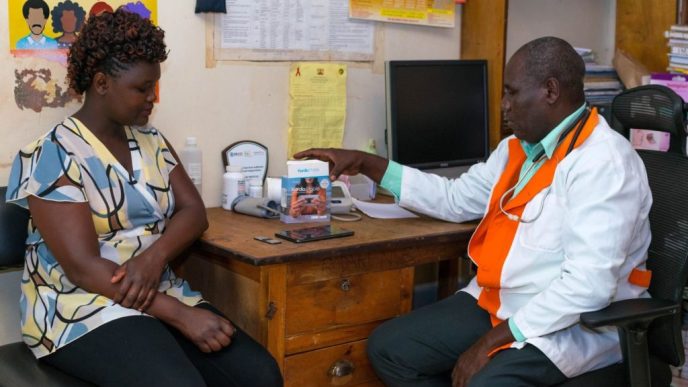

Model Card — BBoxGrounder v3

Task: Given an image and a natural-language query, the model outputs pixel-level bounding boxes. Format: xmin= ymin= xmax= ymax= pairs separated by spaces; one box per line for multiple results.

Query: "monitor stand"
xmin=421 ymin=164 xmax=472 ymax=179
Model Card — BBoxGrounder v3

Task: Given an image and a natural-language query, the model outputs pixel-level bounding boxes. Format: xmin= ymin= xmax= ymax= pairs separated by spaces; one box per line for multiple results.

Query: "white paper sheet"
xmin=352 ymin=198 xmax=419 ymax=219
xmin=220 ymin=0 xmax=374 ymax=61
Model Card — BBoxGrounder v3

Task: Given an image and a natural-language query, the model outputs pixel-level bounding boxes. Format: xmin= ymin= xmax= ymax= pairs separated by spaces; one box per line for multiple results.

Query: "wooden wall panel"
xmin=616 ymin=0 xmax=676 ymax=73
xmin=460 ymin=0 xmax=509 ymax=148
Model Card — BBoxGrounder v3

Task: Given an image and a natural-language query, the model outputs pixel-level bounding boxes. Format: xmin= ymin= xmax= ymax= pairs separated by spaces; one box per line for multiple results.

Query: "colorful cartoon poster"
xmin=9 ymin=0 xmax=157 ymax=112
xmin=8 ymin=0 xmax=158 ymax=60
xmin=14 ymin=67 xmax=81 ymax=112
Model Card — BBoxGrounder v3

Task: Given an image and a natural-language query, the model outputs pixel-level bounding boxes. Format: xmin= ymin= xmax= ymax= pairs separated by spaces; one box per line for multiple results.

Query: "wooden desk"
xmin=174 ymin=208 xmax=475 ymax=387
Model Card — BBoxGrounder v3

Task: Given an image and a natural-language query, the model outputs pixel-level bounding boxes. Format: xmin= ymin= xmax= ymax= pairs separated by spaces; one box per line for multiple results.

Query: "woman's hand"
xmin=289 ymin=197 xmax=306 ymax=217
xmin=111 ymin=251 xmax=166 ymax=311
xmin=313 ymin=197 xmax=327 ymax=215
xmin=174 ymin=306 xmax=236 ymax=353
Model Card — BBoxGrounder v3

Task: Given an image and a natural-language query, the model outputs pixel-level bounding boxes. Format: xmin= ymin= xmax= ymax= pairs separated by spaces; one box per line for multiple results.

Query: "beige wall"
xmin=507 ymin=0 xmax=616 ymax=65
xmin=0 ymin=3 xmax=462 ymax=207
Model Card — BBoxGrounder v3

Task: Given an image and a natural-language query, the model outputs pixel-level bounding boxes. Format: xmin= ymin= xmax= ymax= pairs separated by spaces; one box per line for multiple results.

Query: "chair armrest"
xmin=580 ymin=298 xmax=678 ymax=329
xmin=0 ymin=187 xmax=29 ymax=267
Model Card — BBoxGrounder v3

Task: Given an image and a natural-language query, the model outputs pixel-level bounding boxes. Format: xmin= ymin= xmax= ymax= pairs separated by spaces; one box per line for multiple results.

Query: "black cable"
xmin=530 ymin=103 xmax=591 ymax=162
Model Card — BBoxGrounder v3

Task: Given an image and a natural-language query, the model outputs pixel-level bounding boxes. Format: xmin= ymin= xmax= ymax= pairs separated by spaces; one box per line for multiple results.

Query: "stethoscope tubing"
xmin=499 ymin=104 xmax=591 ymax=223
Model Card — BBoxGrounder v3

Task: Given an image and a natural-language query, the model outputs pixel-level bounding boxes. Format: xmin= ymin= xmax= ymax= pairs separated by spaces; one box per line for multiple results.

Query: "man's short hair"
xmin=518 ymin=36 xmax=585 ymax=101
xmin=22 ymin=0 xmax=50 ymax=19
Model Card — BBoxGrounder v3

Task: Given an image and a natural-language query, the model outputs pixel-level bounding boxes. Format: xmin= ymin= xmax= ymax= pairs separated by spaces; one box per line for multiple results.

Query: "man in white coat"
xmin=294 ymin=36 xmax=652 ymax=387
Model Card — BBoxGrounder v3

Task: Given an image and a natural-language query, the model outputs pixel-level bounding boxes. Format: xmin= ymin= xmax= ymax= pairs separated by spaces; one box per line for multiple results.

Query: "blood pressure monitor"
xmin=330 ymin=181 xmax=354 ymax=214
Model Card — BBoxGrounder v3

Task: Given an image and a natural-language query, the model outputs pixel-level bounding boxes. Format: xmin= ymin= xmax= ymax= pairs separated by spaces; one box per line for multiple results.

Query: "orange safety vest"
xmin=467 ymin=108 xmax=651 ymax=330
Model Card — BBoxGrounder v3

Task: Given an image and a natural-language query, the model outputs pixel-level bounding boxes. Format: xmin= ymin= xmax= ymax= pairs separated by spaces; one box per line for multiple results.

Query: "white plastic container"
xmin=248 ymin=179 xmax=263 ymax=198
xmin=222 ymin=165 xmax=246 ymax=210
xmin=180 ymin=137 xmax=202 ymax=194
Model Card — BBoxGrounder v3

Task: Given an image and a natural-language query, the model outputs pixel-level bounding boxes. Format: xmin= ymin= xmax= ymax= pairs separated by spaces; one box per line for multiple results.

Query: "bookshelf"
xmin=460 ymin=0 xmax=507 ymax=150
xmin=616 ymin=0 xmax=676 ymax=73
xmin=461 ymin=0 xmax=678 ymax=146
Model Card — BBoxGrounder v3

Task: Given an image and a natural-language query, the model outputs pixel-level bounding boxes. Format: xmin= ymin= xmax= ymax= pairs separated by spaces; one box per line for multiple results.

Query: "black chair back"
xmin=611 ymin=84 xmax=688 ymax=366
xmin=0 ymin=187 xmax=29 ymax=267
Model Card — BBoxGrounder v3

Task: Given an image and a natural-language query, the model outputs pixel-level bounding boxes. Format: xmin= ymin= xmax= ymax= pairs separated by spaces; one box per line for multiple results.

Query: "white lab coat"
xmin=397 ymin=118 xmax=652 ymax=377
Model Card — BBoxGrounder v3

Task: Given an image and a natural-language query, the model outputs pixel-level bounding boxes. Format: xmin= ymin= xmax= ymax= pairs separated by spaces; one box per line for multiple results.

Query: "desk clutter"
xmin=221 ymin=159 xmax=369 ymax=224
xmin=176 ymin=207 xmax=473 ymax=385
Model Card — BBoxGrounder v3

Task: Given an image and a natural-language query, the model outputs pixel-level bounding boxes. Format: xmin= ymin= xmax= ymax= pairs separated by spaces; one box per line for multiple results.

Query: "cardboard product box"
xmin=613 ymin=49 xmax=650 ymax=89
xmin=281 ymin=160 xmax=331 ymax=223
xmin=650 ymin=72 xmax=688 ymax=102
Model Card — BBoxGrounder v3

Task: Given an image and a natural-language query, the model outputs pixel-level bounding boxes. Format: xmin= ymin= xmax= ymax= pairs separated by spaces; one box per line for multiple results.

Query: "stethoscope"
xmin=499 ymin=104 xmax=592 ymax=223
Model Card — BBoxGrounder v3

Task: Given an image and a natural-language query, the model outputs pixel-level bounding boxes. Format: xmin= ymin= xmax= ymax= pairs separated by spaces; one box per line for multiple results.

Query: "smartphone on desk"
xmin=275 ymin=225 xmax=354 ymax=243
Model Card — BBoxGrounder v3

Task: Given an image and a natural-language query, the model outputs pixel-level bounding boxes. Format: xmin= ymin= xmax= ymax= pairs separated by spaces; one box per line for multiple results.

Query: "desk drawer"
xmin=285 ymin=269 xmax=408 ymax=335
xmin=284 ymin=339 xmax=381 ymax=387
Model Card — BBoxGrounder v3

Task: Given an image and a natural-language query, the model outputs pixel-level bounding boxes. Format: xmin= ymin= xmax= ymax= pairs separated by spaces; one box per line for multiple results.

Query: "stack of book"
xmin=577 ymin=48 xmax=623 ymax=106
xmin=665 ymin=25 xmax=688 ymax=74
xmin=576 ymin=47 xmax=596 ymax=64
xmin=649 ymin=73 xmax=688 ymax=102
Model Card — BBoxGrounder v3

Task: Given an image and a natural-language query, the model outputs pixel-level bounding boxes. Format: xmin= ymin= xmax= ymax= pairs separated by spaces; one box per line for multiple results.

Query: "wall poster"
xmin=349 ymin=0 xmax=455 ymax=28
xmin=7 ymin=0 xmax=158 ymax=112
xmin=215 ymin=0 xmax=375 ymax=62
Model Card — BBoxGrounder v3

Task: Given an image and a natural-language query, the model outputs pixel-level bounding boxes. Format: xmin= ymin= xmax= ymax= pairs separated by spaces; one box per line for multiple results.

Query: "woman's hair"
xmin=297 ymin=178 xmax=319 ymax=187
xmin=67 ymin=7 xmax=167 ymax=94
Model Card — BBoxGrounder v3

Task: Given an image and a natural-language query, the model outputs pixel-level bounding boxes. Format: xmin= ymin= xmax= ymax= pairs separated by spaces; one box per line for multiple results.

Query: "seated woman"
xmin=5 ymin=8 xmax=282 ymax=387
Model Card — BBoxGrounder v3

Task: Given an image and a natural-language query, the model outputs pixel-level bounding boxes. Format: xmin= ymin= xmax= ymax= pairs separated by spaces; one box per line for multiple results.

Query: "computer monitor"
xmin=385 ymin=60 xmax=489 ymax=175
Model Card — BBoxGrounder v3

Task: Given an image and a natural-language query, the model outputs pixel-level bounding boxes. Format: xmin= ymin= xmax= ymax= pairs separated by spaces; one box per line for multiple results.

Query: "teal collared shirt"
xmin=378 ymin=103 xmax=587 ymax=342
xmin=514 ymin=103 xmax=586 ymax=196
xmin=379 ymin=160 xmax=403 ymax=197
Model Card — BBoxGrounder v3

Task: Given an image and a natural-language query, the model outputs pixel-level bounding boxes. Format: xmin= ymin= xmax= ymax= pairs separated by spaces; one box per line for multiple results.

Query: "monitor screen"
xmin=385 ymin=60 xmax=489 ymax=170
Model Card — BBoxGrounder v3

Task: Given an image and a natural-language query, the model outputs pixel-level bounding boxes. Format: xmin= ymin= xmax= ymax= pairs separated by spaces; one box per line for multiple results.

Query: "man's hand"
xmin=174 ymin=306 xmax=236 ymax=353
xmin=111 ymin=251 xmax=166 ymax=311
xmin=293 ymin=148 xmax=388 ymax=183
xmin=451 ymin=321 xmax=514 ymax=387
xmin=451 ymin=337 xmax=493 ymax=387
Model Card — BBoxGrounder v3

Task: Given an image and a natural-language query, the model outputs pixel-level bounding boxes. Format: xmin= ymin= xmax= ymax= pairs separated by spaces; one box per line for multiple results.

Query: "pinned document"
xmin=288 ymin=63 xmax=347 ymax=157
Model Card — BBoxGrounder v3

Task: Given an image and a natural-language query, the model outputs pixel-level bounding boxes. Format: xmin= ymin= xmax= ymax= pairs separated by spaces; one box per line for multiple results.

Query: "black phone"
xmin=275 ymin=225 xmax=354 ymax=243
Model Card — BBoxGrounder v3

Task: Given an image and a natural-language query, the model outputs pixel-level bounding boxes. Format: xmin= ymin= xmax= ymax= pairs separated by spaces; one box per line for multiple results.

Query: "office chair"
xmin=0 ymin=186 xmax=94 ymax=387
xmin=560 ymin=84 xmax=688 ymax=387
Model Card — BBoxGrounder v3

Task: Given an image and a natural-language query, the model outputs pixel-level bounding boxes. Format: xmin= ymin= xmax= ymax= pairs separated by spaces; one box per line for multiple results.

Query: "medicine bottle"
xmin=248 ymin=179 xmax=263 ymax=198
xmin=222 ymin=165 xmax=246 ymax=210
xmin=180 ymin=137 xmax=202 ymax=194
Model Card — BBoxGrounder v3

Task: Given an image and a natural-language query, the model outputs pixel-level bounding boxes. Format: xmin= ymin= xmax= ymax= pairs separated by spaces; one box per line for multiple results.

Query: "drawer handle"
xmin=265 ymin=301 xmax=277 ymax=320
xmin=340 ymin=278 xmax=351 ymax=292
xmin=329 ymin=359 xmax=355 ymax=378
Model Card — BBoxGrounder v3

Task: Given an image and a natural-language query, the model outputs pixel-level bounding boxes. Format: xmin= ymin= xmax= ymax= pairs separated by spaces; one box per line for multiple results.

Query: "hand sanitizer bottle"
xmin=180 ymin=137 xmax=202 ymax=194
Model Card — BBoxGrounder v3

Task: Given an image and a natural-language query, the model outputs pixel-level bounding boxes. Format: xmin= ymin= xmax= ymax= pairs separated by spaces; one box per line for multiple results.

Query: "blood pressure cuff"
xmin=195 ymin=0 xmax=226 ymax=13
xmin=232 ymin=196 xmax=280 ymax=219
